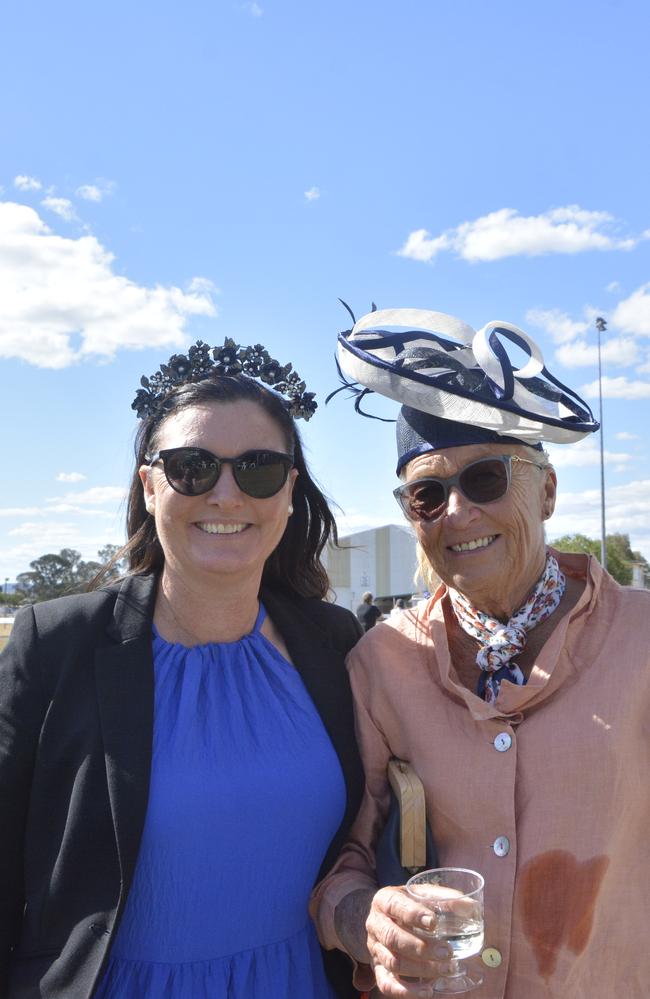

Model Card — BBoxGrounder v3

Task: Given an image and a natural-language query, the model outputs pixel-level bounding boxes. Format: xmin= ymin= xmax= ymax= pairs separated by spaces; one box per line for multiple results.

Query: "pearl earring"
xmin=288 ymin=504 xmax=294 ymax=515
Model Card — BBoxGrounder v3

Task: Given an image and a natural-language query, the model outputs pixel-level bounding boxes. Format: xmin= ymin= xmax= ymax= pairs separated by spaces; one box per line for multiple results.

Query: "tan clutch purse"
xmin=376 ymin=758 xmax=437 ymax=883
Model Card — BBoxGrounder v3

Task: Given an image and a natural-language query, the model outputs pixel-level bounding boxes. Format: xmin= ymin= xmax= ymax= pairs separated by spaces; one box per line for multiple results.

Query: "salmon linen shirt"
xmin=311 ymin=552 xmax=650 ymax=998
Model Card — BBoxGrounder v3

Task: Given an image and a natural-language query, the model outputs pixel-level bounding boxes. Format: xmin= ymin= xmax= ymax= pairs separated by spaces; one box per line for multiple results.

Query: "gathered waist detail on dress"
xmin=94 ymin=921 xmax=335 ymax=999
xmin=112 ymin=919 xmax=313 ymax=965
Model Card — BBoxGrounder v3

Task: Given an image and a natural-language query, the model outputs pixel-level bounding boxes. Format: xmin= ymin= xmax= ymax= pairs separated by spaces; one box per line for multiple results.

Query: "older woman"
xmin=312 ymin=308 xmax=650 ymax=998
xmin=0 ymin=339 xmax=363 ymax=999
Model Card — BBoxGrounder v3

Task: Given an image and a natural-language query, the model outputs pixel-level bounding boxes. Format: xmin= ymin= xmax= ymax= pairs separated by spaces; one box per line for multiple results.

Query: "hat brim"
xmin=337 ymin=308 xmax=599 ymax=446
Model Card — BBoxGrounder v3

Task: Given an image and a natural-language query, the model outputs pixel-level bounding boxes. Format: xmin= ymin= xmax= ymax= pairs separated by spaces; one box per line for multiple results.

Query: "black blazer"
xmin=0 ymin=574 xmax=364 ymax=999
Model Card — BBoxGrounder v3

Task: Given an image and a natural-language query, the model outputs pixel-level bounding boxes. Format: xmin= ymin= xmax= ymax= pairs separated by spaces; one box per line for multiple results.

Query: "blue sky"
xmin=2 ymin=0 xmax=650 ymax=581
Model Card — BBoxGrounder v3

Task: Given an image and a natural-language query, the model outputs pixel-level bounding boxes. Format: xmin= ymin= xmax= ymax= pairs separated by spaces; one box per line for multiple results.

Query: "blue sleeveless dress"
xmin=94 ymin=605 xmax=345 ymax=998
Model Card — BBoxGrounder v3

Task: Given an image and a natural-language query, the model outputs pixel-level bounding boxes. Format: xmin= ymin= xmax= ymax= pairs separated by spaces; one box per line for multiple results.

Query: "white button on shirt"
xmin=493 ymin=732 xmax=512 ymax=752
xmin=482 ymin=947 xmax=503 ymax=968
xmin=493 ymin=836 xmax=510 ymax=857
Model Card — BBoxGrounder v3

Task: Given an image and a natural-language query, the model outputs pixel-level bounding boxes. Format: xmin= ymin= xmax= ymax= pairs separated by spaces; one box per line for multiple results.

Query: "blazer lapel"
xmin=94 ymin=574 xmax=157 ymax=891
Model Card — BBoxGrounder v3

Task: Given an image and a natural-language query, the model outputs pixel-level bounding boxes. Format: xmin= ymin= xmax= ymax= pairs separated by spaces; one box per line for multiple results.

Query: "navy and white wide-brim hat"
xmin=335 ymin=306 xmax=600 ymax=473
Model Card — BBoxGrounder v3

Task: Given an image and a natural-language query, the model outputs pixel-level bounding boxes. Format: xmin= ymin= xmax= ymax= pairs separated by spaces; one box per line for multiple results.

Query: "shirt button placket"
xmin=493 ymin=730 xmax=513 ymax=858
xmin=483 ymin=723 xmax=516 ymax=993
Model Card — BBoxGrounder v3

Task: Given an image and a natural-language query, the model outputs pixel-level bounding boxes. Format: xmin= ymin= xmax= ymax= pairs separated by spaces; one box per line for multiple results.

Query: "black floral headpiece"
xmin=132 ymin=339 xmax=317 ymax=421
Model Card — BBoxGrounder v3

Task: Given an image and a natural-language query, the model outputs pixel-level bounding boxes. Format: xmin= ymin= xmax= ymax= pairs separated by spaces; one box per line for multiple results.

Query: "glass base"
xmin=432 ymin=961 xmax=483 ymax=994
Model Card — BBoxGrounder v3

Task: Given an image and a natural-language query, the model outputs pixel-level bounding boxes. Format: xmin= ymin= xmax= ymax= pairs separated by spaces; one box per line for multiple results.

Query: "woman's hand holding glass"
xmin=405 ymin=869 xmax=484 ymax=994
xmin=364 ymin=885 xmax=454 ymax=997
xmin=365 ymin=870 xmax=484 ymax=996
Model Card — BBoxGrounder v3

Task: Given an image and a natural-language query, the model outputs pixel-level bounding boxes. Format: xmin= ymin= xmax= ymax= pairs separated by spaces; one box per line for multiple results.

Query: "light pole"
xmin=595 ymin=317 xmax=607 ymax=570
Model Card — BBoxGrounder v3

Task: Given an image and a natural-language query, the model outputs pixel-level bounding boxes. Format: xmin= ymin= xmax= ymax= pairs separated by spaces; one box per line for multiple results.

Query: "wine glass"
xmin=405 ymin=867 xmax=485 ymax=994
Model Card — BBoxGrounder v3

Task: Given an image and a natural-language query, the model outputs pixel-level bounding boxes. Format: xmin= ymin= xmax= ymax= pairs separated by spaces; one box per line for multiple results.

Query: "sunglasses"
xmin=145 ymin=447 xmax=294 ymax=499
xmin=393 ymin=454 xmax=545 ymax=523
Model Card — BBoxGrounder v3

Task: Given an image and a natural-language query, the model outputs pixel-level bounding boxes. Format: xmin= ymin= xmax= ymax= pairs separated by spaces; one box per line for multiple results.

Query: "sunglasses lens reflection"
xmin=234 ymin=456 xmax=289 ymax=499
xmin=161 ymin=449 xmax=290 ymax=498
xmin=405 ymin=482 xmax=446 ymax=521
xmin=165 ymin=450 xmax=219 ymax=495
xmin=460 ymin=459 xmax=509 ymax=504
xmin=400 ymin=458 xmax=510 ymax=521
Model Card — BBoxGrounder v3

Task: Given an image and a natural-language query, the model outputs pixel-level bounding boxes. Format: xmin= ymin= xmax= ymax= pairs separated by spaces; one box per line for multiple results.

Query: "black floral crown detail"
xmin=132 ymin=339 xmax=317 ymax=421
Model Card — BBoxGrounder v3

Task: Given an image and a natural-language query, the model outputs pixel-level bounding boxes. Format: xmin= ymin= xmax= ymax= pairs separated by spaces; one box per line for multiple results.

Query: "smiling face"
xmin=404 ymin=442 xmax=557 ymax=618
xmin=139 ymin=399 xmax=297 ymax=591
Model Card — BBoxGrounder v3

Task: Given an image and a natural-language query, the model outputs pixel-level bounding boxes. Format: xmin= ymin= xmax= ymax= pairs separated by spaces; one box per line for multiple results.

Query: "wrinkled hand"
xmin=365 ymin=885 xmax=452 ymax=997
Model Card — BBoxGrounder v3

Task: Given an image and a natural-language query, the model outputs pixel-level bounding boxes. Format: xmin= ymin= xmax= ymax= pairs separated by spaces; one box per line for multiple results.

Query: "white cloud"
xmin=41 ymin=196 xmax=77 ymax=221
xmin=398 ymin=228 xmax=449 ymax=262
xmin=49 ymin=506 xmax=115 ymax=517
xmin=555 ymin=336 xmax=640 ymax=369
xmin=76 ymin=185 xmax=102 ymax=202
xmin=0 ymin=486 xmax=124 ymax=518
xmin=304 ymin=186 xmax=321 ymax=202
xmin=397 ymin=205 xmax=645 ymax=264
xmin=615 ymin=431 xmax=640 ymax=441
xmin=9 ymin=507 xmax=112 ymax=520
xmin=611 ymin=283 xmax=650 ymax=336
xmin=0 ymin=487 xmax=126 ymax=577
xmin=46 ymin=486 xmax=127 ymax=505
xmin=0 ymin=200 xmax=217 ymax=368
xmin=76 ymin=180 xmax=116 ymax=202
xmin=548 ymin=477 xmax=650 ymax=560
xmin=606 ymin=281 xmax=621 ymax=294
xmin=186 ymin=276 xmax=218 ymax=295
xmin=526 ymin=308 xmax=589 ymax=344
xmin=56 ymin=471 xmax=87 ymax=482
xmin=243 ymin=1 xmax=263 ymax=14
xmin=1 ymin=523 xmax=124 ymax=578
xmin=8 ymin=522 xmax=84 ymax=538
xmin=580 ymin=375 xmax=650 ymax=400
xmin=14 ymin=175 xmax=42 ymax=191
xmin=0 ymin=507 xmax=44 ymax=518
xmin=546 ymin=438 xmax=633 ymax=469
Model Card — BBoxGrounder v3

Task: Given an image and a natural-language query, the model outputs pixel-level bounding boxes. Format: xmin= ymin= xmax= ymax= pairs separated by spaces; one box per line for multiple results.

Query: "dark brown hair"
xmin=96 ymin=375 xmax=337 ymax=598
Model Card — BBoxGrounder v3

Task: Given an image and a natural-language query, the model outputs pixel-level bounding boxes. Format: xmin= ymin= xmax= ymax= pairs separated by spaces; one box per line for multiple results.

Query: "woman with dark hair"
xmin=0 ymin=339 xmax=364 ymax=999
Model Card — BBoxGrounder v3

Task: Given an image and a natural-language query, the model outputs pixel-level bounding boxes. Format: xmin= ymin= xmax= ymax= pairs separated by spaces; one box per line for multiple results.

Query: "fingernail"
xmin=419 ymin=913 xmax=435 ymax=930
xmin=434 ymin=943 xmax=451 ymax=960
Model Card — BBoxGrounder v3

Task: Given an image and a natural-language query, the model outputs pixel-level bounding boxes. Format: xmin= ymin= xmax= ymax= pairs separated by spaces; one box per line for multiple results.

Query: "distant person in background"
xmin=389 ymin=598 xmax=406 ymax=621
xmin=356 ymin=592 xmax=381 ymax=632
xmin=0 ymin=339 xmax=364 ymax=999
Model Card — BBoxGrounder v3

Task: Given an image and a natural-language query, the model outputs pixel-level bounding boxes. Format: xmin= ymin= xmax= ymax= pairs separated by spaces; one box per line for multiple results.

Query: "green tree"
xmin=551 ymin=532 xmax=649 ymax=586
xmin=97 ymin=543 xmax=128 ymax=579
xmin=16 ymin=549 xmax=82 ymax=601
xmin=14 ymin=544 xmax=129 ymax=602
xmin=16 ymin=547 xmax=115 ymax=602
xmin=0 ymin=591 xmax=24 ymax=608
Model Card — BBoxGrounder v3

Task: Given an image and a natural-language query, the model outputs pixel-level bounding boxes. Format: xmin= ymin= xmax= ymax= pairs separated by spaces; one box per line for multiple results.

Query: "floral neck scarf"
xmin=449 ymin=551 xmax=566 ymax=704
